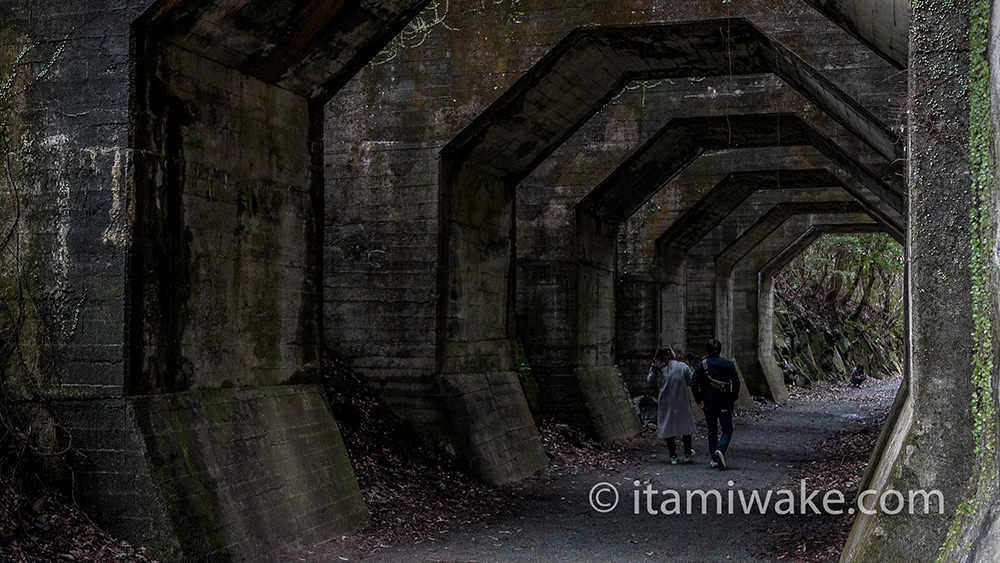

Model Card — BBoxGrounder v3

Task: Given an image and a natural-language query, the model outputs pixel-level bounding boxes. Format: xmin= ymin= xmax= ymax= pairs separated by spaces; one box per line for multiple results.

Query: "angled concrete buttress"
xmin=844 ymin=2 xmax=1000 ymax=560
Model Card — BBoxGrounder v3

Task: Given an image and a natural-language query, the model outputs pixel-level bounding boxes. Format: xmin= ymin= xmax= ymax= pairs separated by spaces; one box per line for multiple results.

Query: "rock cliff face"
xmin=772 ymin=306 xmax=903 ymax=385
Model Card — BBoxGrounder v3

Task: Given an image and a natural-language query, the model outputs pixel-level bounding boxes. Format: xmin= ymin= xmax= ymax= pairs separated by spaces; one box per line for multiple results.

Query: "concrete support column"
xmin=570 ymin=211 xmax=642 ymax=440
xmin=844 ymin=2 xmax=996 ymax=559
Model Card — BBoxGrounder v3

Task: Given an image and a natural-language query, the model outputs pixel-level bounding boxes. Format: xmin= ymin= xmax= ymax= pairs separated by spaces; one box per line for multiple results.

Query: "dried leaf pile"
xmin=321 ymin=355 xmax=637 ymax=558
xmin=323 ymin=357 xmax=513 ymax=554
xmin=753 ymin=401 xmax=890 ymax=562
xmin=0 ymin=460 xmax=156 ymax=562
xmin=535 ymin=422 xmax=640 ymax=476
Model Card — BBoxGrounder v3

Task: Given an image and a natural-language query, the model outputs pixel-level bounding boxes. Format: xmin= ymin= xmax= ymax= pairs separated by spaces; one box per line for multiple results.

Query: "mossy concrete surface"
xmin=54 ymin=385 xmax=367 ymax=562
xmin=842 ymin=1 xmax=991 ymax=560
xmin=440 ymin=370 xmax=549 ymax=485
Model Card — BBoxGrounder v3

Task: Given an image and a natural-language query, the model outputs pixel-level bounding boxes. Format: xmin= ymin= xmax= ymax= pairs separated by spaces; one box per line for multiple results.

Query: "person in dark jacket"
xmin=692 ymin=338 xmax=741 ymax=471
xmin=850 ymin=365 xmax=867 ymax=387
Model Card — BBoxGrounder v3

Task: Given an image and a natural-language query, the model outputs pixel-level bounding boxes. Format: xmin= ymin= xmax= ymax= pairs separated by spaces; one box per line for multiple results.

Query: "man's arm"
xmin=691 ymin=363 xmax=704 ymax=404
xmin=727 ymin=362 xmax=741 ymax=399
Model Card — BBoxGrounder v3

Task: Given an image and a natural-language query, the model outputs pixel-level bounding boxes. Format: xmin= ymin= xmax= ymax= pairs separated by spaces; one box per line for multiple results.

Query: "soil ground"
xmin=291 ymin=376 xmax=900 ymax=562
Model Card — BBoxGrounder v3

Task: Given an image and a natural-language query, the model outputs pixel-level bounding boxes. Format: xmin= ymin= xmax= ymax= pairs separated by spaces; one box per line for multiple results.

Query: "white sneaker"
xmin=713 ymin=449 xmax=726 ymax=471
xmin=670 ymin=455 xmax=678 ymax=465
xmin=683 ymin=452 xmax=693 ymax=464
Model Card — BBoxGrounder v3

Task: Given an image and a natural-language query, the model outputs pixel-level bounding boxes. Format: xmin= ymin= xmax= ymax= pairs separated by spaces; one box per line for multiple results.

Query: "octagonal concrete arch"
xmin=626 ymin=184 xmax=864 ymax=390
xmin=595 ymin=108 xmax=905 ymax=394
xmin=528 ymin=124 xmax=898 ymax=439
xmin=517 ymin=87 xmax=902 ymax=436
xmin=437 ymin=18 xmax=902 ymax=480
xmin=578 ymin=112 xmax=903 ymax=225
xmin=637 ymin=168 xmax=902 ymax=370
xmin=519 ymin=112 xmax=903 ymax=440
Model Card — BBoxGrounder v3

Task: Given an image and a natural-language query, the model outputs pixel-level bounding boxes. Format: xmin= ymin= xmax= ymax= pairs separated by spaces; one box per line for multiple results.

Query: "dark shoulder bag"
xmin=700 ymin=359 xmax=733 ymax=394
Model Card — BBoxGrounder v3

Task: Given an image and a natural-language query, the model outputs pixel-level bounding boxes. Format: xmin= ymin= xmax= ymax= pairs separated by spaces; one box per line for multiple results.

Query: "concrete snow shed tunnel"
xmin=3 ymin=0 xmax=1000 ymax=560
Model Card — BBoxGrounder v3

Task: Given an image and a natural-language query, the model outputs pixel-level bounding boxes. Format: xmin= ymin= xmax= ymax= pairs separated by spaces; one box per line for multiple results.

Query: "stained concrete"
xmin=18 ymin=0 xmax=1000 ymax=560
xmin=841 ymin=2 xmax=987 ymax=560
xmin=0 ymin=0 xmax=435 ymax=559
xmin=54 ymin=386 xmax=367 ymax=560
xmin=803 ymin=0 xmax=909 ymax=69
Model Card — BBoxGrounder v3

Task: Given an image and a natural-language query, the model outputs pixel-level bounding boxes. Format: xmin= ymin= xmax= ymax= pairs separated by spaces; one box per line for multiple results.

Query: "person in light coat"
xmin=646 ymin=346 xmax=697 ymax=464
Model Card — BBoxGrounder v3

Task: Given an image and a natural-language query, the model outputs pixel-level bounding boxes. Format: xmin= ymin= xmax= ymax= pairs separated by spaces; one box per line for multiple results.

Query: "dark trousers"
xmin=705 ymin=408 xmax=734 ymax=455
xmin=666 ymin=435 xmax=692 ymax=456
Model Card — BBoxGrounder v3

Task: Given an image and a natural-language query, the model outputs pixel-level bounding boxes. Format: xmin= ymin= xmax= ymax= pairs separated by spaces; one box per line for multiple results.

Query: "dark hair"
xmin=655 ymin=347 xmax=676 ymax=364
xmin=706 ymin=338 xmax=722 ymax=356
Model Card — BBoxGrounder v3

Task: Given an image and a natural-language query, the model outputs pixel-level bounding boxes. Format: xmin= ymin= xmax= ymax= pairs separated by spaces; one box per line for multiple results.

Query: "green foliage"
xmin=773 ymin=233 xmax=904 ymax=383
xmin=799 ymin=233 xmax=903 ymax=279
xmin=938 ymin=0 xmax=998 ymax=558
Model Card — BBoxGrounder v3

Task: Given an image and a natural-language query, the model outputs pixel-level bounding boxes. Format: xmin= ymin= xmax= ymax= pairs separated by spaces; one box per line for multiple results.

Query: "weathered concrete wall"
xmin=0 ymin=0 xmax=461 ymax=558
xmin=843 ymin=1 xmax=994 ymax=560
xmin=616 ymin=272 xmax=667 ymax=394
xmin=0 ymin=2 xmax=141 ymax=403
xmin=131 ymin=43 xmax=320 ymax=392
xmin=123 ymin=24 xmax=371 ymax=557
xmin=55 ymin=386 xmax=366 ymax=561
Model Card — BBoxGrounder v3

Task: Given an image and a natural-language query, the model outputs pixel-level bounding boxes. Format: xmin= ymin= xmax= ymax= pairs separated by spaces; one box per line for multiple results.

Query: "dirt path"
xmin=295 ymin=379 xmax=899 ymax=562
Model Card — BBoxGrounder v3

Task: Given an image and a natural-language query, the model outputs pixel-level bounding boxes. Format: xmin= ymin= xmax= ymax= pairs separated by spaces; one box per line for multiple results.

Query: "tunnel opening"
xmin=766 ymin=231 xmax=905 ymax=389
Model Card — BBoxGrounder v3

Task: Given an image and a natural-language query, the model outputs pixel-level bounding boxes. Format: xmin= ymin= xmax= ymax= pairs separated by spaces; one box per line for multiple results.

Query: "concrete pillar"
xmin=843 ymin=1 xmax=1000 ymax=559
xmin=0 ymin=1 xmax=430 ymax=558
